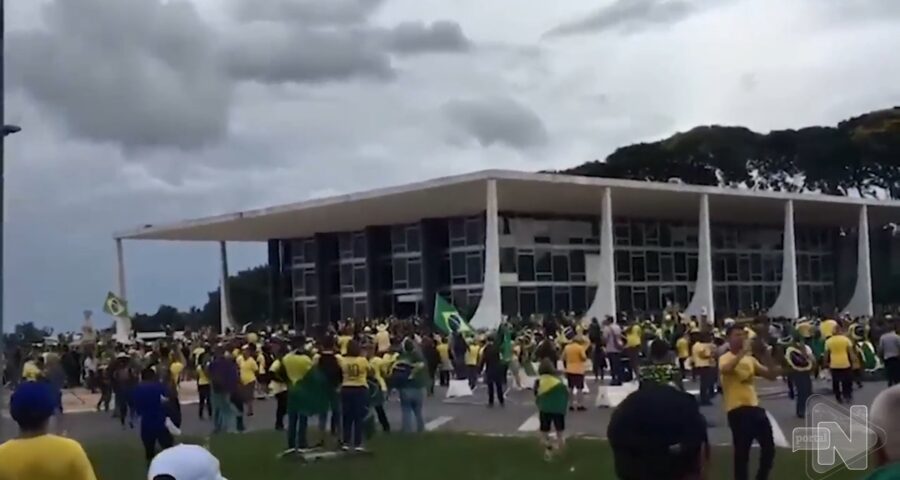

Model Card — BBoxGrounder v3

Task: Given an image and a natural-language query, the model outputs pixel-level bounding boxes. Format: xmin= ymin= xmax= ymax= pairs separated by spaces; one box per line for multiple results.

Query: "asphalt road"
xmin=0 ymin=377 xmax=886 ymax=447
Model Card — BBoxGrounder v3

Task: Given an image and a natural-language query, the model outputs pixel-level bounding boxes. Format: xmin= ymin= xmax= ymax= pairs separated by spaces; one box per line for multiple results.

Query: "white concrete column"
xmin=768 ymin=200 xmax=799 ymax=318
xmin=470 ymin=179 xmax=502 ymax=330
xmin=114 ymin=239 xmax=132 ymax=343
xmin=843 ymin=205 xmax=873 ymax=317
xmin=686 ymin=194 xmax=715 ymax=322
xmin=585 ymin=187 xmax=616 ymax=322
xmin=219 ymin=241 xmax=235 ymax=334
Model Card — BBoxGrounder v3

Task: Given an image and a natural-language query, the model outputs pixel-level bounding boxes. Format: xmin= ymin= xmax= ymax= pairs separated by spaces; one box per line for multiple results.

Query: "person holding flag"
xmin=533 ymin=358 xmax=569 ymax=461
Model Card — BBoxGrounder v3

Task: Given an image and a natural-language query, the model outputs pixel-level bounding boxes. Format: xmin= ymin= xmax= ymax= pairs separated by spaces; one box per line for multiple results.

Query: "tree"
xmin=557 ymin=106 xmax=900 ymax=198
xmin=3 ymin=322 xmax=54 ymax=347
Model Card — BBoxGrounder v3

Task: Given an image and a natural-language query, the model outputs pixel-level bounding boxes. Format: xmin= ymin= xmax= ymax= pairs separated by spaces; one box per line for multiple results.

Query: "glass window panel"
xmin=617 ymin=286 xmax=632 ymax=313
xmin=537 ymin=287 xmax=553 ymax=314
xmin=449 ymin=219 xmax=465 ymax=242
xmin=675 ymin=252 xmax=687 ymax=274
xmin=304 ymin=241 xmax=316 ymax=263
xmin=520 ymin=290 xmax=536 ymax=317
xmin=354 ymin=300 xmax=367 ymax=320
xmin=452 ymin=289 xmax=467 ymax=310
xmin=631 ymin=254 xmax=646 ymax=282
xmin=391 ymin=227 xmax=405 ymax=253
xmin=661 ymin=254 xmax=675 ymax=281
xmin=339 ymin=234 xmax=352 ymax=256
xmin=466 ymin=254 xmax=483 ymax=284
xmin=502 ymin=287 xmax=518 ymax=316
xmin=305 ymin=273 xmax=317 ymax=296
xmin=646 ymin=251 xmax=660 ymax=273
xmin=501 ymin=248 xmax=517 ymax=273
xmin=633 ymin=290 xmax=648 ymax=312
xmin=407 ymin=226 xmax=421 ymax=252
xmin=535 ymin=249 xmax=551 ymax=274
xmin=630 ymin=222 xmax=644 ymax=246
xmin=570 ymin=250 xmax=586 ymax=274
xmin=353 ymin=266 xmax=365 ymax=291
xmin=466 ymin=218 xmax=483 ymax=246
xmin=688 ymin=255 xmax=698 ymax=281
xmin=518 ymin=254 xmax=535 ymax=281
xmin=393 ymin=258 xmax=408 ymax=282
xmin=675 ymin=286 xmax=689 ymax=308
xmin=552 ymin=255 xmax=569 ymax=282
xmin=615 ymin=223 xmax=630 ymax=246
xmin=648 ymin=286 xmax=661 ymax=311
xmin=751 ymin=253 xmax=762 ymax=276
xmin=353 ymin=234 xmax=366 ymax=258
xmin=616 ymin=251 xmax=630 ymax=280
xmin=341 ymin=297 xmax=354 ymax=319
xmin=554 ymin=288 xmax=571 ymax=313
xmin=739 ymin=256 xmax=751 ymax=282
xmin=572 ymin=286 xmax=586 ymax=313
xmin=341 ymin=264 xmax=353 ymax=285
xmin=660 ymin=224 xmax=672 ymax=247
xmin=451 ymin=252 xmax=466 ymax=278
xmin=408 ymin=260 xmax=422 ymax=289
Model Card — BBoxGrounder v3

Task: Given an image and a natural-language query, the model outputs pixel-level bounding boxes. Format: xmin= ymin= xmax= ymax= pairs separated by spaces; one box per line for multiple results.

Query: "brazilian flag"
xmin=536 ymin=374 xmax=569 ymax=414
xmin=102 ymin=292 xmax=128 ymax=318
xmin=287 ymin=367 xmax=333 ymax=416
xmin=433 ymin=294 xmax=473 ymax=336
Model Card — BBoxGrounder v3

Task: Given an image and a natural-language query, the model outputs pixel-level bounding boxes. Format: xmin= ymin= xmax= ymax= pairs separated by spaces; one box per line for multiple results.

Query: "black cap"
xmin=607 ymin=384 xmax=708 ymax=480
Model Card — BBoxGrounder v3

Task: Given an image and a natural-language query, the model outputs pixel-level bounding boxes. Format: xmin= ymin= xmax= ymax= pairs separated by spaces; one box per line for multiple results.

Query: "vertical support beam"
xmin=585 ymin=187 xmax=616 ymax=322
xmin=267 ymin=240 xmax=281 ymax=325
xmin=114 ymin=238 xmax=131 ymax=343
xmin=843 ymin=205 xmax=873 ymax=317
xmin=686 ymin=194 xmax=714 ymax=323
xmin=768 ymin=200 xmax=799 ymax=318
xmin=219 ymin=241 xmax=234 ymax=334
xmin=470 ymin=179 xmax=501 ymax=330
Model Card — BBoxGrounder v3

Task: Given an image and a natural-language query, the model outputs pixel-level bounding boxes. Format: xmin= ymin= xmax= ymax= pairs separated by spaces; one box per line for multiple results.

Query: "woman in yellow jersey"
xmin=824 ymin=324 xmax=855 ymax=404
xmin=675 ymin=333 xmax=690 ymax=377
xmin=625 ymin=322 xmax=642 ymax=379
xmin=0 ymin=382 xmax=97 ymax=480
xmin=465 ymin=339 xmax=481 ymax=389
xmin=436 ymin=337 xmax=452 ymax=387
xmin=339 ymin=340 xmax=369 ymax=452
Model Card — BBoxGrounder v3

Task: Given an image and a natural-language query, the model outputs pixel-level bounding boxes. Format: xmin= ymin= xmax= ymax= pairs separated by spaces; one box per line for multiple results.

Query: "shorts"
xmin=566 ymin=373 xmax=585 ymax=390
xmin=539 ymin=412 xmax=565 ymax=432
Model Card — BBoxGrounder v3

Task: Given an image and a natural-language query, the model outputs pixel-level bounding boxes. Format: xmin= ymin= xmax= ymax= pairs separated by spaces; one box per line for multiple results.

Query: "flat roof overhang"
xmin=114 ymin=170 xmax=900 ymax=242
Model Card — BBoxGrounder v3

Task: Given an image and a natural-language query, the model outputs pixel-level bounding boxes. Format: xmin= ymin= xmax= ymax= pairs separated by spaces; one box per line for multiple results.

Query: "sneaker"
xmin=341 ymin=445 xmax=350 ymax=452
xmin=278 ymin=448 xmax=297 ymax=458
xmin=354 ymin=447 xmax=367 ymax=454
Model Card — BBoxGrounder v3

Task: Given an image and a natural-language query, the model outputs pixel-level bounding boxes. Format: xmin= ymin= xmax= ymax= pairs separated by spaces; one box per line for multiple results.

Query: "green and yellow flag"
xmin=433 ymin=294 xmax=473 ymax=336
xmin=536 ymin=374 xmax=569 ymax=415
xmin=102 ymin=292 xmax=128 ymax=318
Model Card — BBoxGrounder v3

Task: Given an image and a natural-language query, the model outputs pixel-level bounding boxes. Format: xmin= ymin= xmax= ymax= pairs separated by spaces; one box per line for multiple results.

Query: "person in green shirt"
xmin=534 ymin=359 xmax=568 ymax=461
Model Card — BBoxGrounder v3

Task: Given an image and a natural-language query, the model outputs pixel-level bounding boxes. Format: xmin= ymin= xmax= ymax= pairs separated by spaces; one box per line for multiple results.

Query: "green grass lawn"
xmin=86 ymin=431 xmax=868 ymax=480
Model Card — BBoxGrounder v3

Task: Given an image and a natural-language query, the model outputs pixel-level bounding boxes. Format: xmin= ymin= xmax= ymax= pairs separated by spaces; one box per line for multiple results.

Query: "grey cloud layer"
xmin=546 ymin=0 xmax=703 ymax=37
xmin=8 ymin=0 xmax=473 ymax=151
xmin=443 ymin=96 xmax=548 ymax=150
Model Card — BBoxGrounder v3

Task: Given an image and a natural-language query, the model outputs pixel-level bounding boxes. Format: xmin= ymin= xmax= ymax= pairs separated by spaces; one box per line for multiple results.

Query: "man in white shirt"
xmin=879 ymin=321 xmax=900 ymax=387
xmin=602 ymin=316 xmax=625 ymax=386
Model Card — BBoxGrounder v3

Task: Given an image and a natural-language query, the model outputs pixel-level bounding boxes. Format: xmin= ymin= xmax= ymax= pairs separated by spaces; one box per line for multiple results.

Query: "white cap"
xmin=148 ymin=445 xmax=227 ymax=480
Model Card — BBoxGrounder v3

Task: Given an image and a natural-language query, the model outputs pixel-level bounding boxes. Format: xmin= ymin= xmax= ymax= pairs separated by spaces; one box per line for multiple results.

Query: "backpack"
xmin=387 ymin=361 xmax=414 ymax=389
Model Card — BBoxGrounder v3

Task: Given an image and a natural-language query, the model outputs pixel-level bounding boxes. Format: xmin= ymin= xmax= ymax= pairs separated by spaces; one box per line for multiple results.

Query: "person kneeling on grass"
xmin=534 ymin=359 xmax=568 ymax=461
xmin=0 ymin=381 xmax=98 ymax=480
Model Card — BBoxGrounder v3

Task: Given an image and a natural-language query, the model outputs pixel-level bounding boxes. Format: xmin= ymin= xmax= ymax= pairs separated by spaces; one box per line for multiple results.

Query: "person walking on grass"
xmin=479 ymin=335 xmax=506 ymax=408
xmin=340 ymin=340 xmax=370 ymax=452
xmin=131 ymin=367 xmax=175 ymax=464
xmin=283 ymin=336 xmax=315 ymax=455
xmin=237 ymin=345 xmax=259 ymax=418
xmin=719 ymin=325 xmax=780 ymax=480
xmin=784 ymin=333 xmax=815 ymax=419
xmin=879 ymin=320 xmax=900 ymax=387
xmin=0 ymin=382 xmax=97 ymax=480
xmin=824 ymin=324 xmax=854 ymax=404
xmin=534 ymin=359 xmax=568 ymax=461
xmin=208 ymin=345 xmax=239 ymax=434
xmin=393 ymin=338 xmax=427 ymax=431
xmin=692 ymin=331 xmax=715 ymax=406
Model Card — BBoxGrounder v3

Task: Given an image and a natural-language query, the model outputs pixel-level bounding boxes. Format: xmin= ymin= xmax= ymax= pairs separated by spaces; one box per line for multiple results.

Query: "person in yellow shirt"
xmin=337 ymin=328 xmax=353 ymax=356
xmin=465 ymin=339 xmax=481 ymax=389
xmin=625 ymin=322 xmax=643 ymax=379
xmin=436 ymin=337 xmax=452 ymax=387
xmin=375 ymin=325 xmax=391 ymax=355
xmin=238 ymin=345 xmax=259 ymax=417
xmin=281 ymin=336 xmax=315 ymax=453
xmin=0 ymin=382 xmax=97 ymax=480
xmin=21 ymin=357 xmax=41 ymax=382
xmin=339 ymin=340 xmax=369 ymax=452
xmin=820 ymin=318 xmax=838 ymax=339
xmin=269 ymin=346 xmax=288 ymax=432
xmin=691 ymin=332 xmax=715 ymax=405
xmin=719 ymin=325 xmax=779 ymax=480
xmin=196 ymin=349 xmax=212 ymax=420
xmin=562 ymin=337 xmax=588 ymax=410
xmin=824 ymin=325 xmax=855 ymax=404
xmin=675 ymin=334 xmax=690 ymax=376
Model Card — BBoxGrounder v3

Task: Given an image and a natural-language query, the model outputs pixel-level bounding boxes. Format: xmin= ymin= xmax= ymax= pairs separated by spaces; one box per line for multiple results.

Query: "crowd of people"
xmin=3 ymin=309 xmax=900 ymax=479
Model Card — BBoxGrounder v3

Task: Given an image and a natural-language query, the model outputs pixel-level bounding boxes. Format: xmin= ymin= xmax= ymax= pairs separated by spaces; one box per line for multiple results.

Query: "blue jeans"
xmin=399 ymin=387 xmax=425 ymax=433
xmin=341 ymin=386 xmax=368 ymax=447
xmin=287 ymin=412 xmax=309 ymax=449
xmin=211 ymin=391 xmax=235 ymax=434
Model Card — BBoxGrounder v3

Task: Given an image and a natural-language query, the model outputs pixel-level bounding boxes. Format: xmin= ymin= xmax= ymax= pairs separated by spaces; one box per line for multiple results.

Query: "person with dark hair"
xmin=315 ymin=335 xmax=343 ymax=440
xmin=339 ymin=340 xmax=369 ymax=452
xmin=691 ymin=331 xmax=715 ymax=406
xmin=879 ymin=320 xmax=900 ymax=387
xmin=602 ymin=316 xmax=626 ymax=385
xmin=208 ymin=345 xmax=239 ymax=434
xmin=824 ymin=324 xmax=854 ymax=404
xmin=132 ymin=367 xmax=175 ymax=463
xmin=639 ymin=339 xmax=683 ymax=391
xmin=0 ymin=382 xmax=98 ymax=479
xmin=608 ymin=384 xmax=709 ymax=480
xmin=719 ymin=325 xmax=779 ymax=480
xmin=394 ymin=338 xmax=427 ymax=432
xmin=562 ymin=334 xmax=588 ymax=410
xmin=784 ymin=333 xmax=815 ymax=418
xmin=588 ymin=318 xmax=606 ymax=382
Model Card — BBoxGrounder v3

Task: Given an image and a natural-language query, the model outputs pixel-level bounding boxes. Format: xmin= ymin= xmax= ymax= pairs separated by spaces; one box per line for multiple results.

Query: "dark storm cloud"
xmin=231 ymin=0 xmax=385 ymax=25
xmin=545 ymin=0 xmax=697 ymax=37
xmin=223 ymin=26 xmax=396 ymax=84
xmin=7 ymin=0 xmax=231 ymax=150
xmin=443 ymin=96 xmax=548 ymax=150
xmin=384 ymin=21 xmax=472 ymax=55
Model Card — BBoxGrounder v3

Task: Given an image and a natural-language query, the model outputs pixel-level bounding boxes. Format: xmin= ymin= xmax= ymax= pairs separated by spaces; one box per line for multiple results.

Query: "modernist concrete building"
xmin=114 ymin=170 xmax=900 ymax=337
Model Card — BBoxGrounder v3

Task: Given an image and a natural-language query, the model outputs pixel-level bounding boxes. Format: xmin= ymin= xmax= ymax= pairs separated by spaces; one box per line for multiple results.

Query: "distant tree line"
xmin=557 ymin=107 xmax=900 ymax=198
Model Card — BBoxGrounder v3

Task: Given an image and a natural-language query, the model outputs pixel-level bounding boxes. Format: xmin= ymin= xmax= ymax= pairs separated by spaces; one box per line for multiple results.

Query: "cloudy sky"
xmin=5 ymin=0 xmax=899 ymax=332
